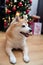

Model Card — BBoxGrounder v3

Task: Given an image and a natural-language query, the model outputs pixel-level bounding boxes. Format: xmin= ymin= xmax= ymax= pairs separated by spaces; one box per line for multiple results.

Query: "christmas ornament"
xmin=24 ymin=11 xmax=26 ymax=14
xmin=25 ymin=3 xmax=27 ymax=6
xmin=10 ymin=2 xmax=13 ymax=6
xmin=29 ymin=18 xmax=32 ymax=21
xmin=12 ymin=17 xmax=14 ymax=20
xmin=14 ymin=0 xmax=17 ymax=2
xmin=18 ymin=2 xmax=23 ymax=7
xmin=23 ymin=15 xmax=28 ymax=19
xmin=29 ymin=0 xmax=32 ymax=4
xmin=12 ymin=5 xmax=16 ymax=11
xmin=2 ymin=18 xmax=5 ymax=20
xmin=23 ymin=15 xmax=28 ymax=22
xmin=26 ymin=9 xmax=30 ymax=14
xmin=5 ymin=9 xmax=11 ymax=14
xmin=8 ymin=16 xmax=11 ymax=26
xmin=11 ymin=4 xmax=13 ymax=7
xmin=4 ymin=20 xmax=7 ymax=28
xmin=17 ymin=6 xmax=19 ymax=8
xmin=16 ymin=12 xmax=20 ymax=16
xmin=6 ymin=0 xmax=10 ymax=4
xmin=8 ymin=23 xmax=10 ymax=26
xmin=8 ymin=16 xmax=10 ymax=22
xmin=9 ymin=4 xmax=10 ymax=6
xmin=3 ymin=0 xmax=32 ymax=31
xmin=22 ymin=0 xmax=24 ymax=1
xmin=28 ymin=7 xmax=31 ymax=10
xmin=26 ymin=5 xmax=28 ymax=8
xmin=28 ymin=21 xmax=32 ymax=25
xmin=9 ymin=3 xmax=13 ymax=7
xmin=10 ymin=2 xmax=13 ymax=4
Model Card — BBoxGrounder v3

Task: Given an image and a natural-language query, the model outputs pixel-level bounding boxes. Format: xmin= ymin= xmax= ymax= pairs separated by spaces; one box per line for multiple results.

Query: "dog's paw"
xmin=23 ymin=55 xmax=30 ymax=63
xmin=10 ymin=56 xmax=16 ymax=64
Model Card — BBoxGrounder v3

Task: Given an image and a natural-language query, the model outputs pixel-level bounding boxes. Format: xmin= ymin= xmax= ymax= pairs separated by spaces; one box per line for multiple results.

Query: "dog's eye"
xmin=22 ymin=25 xmax=25 ymax=27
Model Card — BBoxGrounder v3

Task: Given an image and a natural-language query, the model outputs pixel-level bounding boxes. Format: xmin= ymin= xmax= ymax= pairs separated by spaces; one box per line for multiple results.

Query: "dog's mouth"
xmin=20 ymin=32 xmax=29 ymax=37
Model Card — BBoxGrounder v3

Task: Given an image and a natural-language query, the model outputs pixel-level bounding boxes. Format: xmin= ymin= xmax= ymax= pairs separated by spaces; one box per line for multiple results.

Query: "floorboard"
xmin=0 ymin=32 xmax=43 ymax=65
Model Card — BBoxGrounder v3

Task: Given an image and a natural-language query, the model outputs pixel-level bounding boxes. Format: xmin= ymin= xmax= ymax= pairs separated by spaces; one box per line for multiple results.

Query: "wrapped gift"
xmin=34 ymin=22 xmax=42 ymax=35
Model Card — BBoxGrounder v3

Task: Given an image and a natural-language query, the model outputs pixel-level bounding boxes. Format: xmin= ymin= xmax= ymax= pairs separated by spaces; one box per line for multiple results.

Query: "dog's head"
xmin=11 ymin=16 xmax=32 ymax=37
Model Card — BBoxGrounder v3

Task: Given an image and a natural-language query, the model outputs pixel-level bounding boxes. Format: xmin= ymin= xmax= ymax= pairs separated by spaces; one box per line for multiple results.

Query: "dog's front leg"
xmin=23 ymin=43 xmax=30 ymax=63
xmin=6 ymin=46 xmax=16 ymax=64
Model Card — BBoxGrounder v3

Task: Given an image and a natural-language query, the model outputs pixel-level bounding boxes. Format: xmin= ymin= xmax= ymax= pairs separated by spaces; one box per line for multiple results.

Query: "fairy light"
xmin=16 ymin=12 xmax=20 ymax=16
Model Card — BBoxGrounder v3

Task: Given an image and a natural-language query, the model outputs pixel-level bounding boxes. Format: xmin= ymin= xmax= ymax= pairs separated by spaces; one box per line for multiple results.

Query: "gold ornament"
xmin=24 ymin=11 xmax=26 ymax=14
xmin=4 ymin=19 xmax=6 ymax=22
xmin=12 ymin=17 xmax=14 ymax=20
xmin=8 ymin=23 xmax=10 ymax=26
xmin=5 ymin=7 xmax=7 ymax=13
xmin=11 ymin=4 xmax=13 ymax=7
xmin=22 ymin=0 xmax=24 ymax=1
xmin=25 ymin=3 xmax=26 ymax=6
xmin=16 ymin=12 xmax=20 ymax=16
xmin=28 ymin=7 xmax=31 ymax=10
xmin=14 ymin=0 xmax=17 ymax=2
xmin=17 ymin=6 xmax=19 ymax=8
xmin=29 ymin=18 xmax=32 ymax=21
xmin=9 ymin=4 xmax=10 ymax=6
xmin=2 ymin=18 xmax=5 ymax=20
xmin=8 ymin=16 xmax=10 ymax=22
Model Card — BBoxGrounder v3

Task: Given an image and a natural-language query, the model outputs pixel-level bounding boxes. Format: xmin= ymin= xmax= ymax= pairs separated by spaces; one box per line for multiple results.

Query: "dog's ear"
xmin=15 ymin=12 xmax=20 ymax=22
xmin=23 ymin=15 xmax=28 ymax=22
xmin=15 ymin=16 xmax=20 ymax=22
xmin=10 ymin=19 xmax=17 ymax=25
xmin=10 ymin=16 xmax=20 ymax=25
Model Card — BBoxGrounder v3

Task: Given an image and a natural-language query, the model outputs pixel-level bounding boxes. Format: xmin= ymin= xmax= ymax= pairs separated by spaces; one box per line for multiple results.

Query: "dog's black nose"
xmin=29 ymin=29 xmax=32 ymax=32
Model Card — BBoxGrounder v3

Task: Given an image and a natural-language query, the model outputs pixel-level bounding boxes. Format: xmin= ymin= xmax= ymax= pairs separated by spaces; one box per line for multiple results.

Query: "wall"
xmin=29 ymin=0 xmax=38 ymax=15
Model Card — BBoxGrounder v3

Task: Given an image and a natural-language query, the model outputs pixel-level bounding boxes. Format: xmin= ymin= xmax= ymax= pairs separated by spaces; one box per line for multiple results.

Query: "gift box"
xmin=29 ymin=22 xmax=42 ymax=35
xmin=34 ymin=22 xmax=42 ymax=35
xmin=29 ymin=15 xmax=42 ymax=35
xmin=31 ymin=22 xmax=42 ymax=35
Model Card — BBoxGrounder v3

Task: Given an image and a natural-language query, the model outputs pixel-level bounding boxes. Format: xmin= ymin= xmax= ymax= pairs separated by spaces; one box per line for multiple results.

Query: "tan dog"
xmin=6 ymin=16 xmax=32 ymax=64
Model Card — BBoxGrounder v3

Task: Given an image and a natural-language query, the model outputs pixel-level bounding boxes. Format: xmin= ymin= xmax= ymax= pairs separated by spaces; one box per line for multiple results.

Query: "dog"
xmin=5 ymin=16 xmax=32 ymax=64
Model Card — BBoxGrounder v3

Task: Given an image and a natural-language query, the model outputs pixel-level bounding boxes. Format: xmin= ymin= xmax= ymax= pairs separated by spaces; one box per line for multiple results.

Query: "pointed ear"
xmin=23 ymin=15 xmax=28 ymax=23
xmin=15 ymin=11 xmax=20 ymax=22
xmin=11 ymin=16 xmax=20 ymax=25
xmin=23 ymin=15 xmax=28 ymax=22
xmin=10 ymin=18 xmax=17 ymax=25
xmin=15 ymin=16 xmax=20 ymax=22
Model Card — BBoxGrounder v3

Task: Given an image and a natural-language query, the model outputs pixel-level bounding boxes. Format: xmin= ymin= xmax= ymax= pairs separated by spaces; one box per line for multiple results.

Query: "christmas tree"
xmin=2 ymin=0 xmax=32 ymax=30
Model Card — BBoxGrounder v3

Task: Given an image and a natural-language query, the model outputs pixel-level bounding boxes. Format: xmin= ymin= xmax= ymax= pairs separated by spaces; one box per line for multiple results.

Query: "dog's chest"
xmin=11 ymin=36 xmax=26 ymax=49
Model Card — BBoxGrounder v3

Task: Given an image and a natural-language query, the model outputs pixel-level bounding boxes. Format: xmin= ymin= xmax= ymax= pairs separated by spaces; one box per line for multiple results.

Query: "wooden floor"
xmin=0 ymin=32 xmax=43 ymax=65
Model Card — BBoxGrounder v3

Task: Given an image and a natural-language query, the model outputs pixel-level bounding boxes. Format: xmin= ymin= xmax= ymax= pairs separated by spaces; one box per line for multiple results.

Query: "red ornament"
xmin=4 ymin=22 xmax=7 ymax=26
xmin=28 ymin=21 xmax=32 ymax=25
xmin=4 ymin=20 xmax=7 ymax=28
xmin=29 ymin=0 xmax=32 ymax=4
xmin=18 ymin=2 xmax=23 ymax=7
xmin=6 ymin=9 xmax=11 ymax=14
xmin=12 ymin=6 xmax=16 ymax=11
xmin=26 ymin=9 xmax=30 ymax=14
xmin=6 ymin=0 xmax=10 ymax=4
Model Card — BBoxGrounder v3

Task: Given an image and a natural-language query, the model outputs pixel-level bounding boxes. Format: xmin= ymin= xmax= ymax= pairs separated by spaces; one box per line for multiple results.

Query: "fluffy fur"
xmin=5 ymin=16 xmax=32 ymax=64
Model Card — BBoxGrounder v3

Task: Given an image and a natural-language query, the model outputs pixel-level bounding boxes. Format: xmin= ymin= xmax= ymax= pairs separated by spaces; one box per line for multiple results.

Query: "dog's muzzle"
xmin=20 ymin=32 xmax=29 ymax=37
xmin=20 ymin=29 xmax=32 ymax=37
